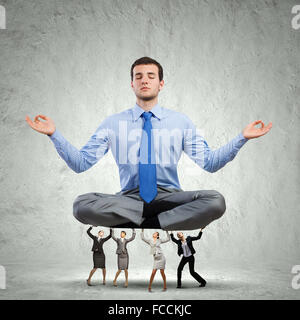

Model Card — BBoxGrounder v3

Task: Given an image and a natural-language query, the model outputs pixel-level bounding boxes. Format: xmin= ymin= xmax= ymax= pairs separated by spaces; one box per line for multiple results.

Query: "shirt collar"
xmin=132 ymin=102 xmax=163 ymax=121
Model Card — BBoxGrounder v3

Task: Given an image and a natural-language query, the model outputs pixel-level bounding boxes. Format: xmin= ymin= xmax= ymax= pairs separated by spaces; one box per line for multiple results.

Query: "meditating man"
xmin=25 ymin=56 xmax=272 ymax=230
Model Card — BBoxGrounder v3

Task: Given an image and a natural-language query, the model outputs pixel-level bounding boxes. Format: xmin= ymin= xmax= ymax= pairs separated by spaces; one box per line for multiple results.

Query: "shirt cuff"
xmin=47 ymin=129 xmax=64 ymax=144
xmin=234 ymin=131 xmax=249 ymax=148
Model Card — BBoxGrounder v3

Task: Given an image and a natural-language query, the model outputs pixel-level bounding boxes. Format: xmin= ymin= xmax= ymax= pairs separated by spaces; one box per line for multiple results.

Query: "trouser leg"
xmin=156 ymin=189 xmax=226 ymax=230
xmin=177 ymin=256 xmax=188 ymax=287
xmin=73 ymin=191 xmax=144 ymax=227
xmin=188 ymin=255 xmax=206 ymax=285
xmin=73 ymin=186 xmax=225 ymax=229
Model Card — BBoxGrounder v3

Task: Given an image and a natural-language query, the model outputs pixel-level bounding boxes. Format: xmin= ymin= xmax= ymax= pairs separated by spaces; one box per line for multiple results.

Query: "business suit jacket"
xmin=171 ymin=231 xmax=202 ymax=256
xmin=87 ymin=227 xmax=112 ymax=253
xmin=112 ymin=229 xmax=136 ymax=255
xmin=141 ymin=230 xmax=170 ymax=255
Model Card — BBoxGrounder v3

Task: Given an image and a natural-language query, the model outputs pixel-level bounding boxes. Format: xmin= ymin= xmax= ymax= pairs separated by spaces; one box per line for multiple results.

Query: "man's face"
xmin=131 ymin=64 xmax=164 ymax=101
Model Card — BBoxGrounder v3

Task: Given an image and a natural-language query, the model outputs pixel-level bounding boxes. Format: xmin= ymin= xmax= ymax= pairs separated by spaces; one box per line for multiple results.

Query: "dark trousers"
xmin=177 ymin=255 xmax=206 ymax=286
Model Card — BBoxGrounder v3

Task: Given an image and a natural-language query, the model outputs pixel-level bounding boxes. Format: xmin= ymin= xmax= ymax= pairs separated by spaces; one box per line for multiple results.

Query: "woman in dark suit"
xmin=86 ymin=226 xmax=112 ymax=286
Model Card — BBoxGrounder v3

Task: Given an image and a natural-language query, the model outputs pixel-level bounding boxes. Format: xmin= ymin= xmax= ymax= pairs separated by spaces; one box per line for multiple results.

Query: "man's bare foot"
xmin=86 ymin=279 xmax=92 ymax=286
xmin=113 ymin=280 xmax=117 ymax=287
xmin=163 ymin=287 xmax=167 ymax=291
xmin=124 ymin=281 xmax=128 ymax=288
xmin=148 ymin=287 xmax=152 ymax=292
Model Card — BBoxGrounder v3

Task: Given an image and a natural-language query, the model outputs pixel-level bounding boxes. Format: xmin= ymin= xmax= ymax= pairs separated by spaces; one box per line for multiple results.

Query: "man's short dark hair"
xmin=131 ymin=56 xmax=163 ymax=82
xmin=121 ymin=230 xmax=126 ymax=236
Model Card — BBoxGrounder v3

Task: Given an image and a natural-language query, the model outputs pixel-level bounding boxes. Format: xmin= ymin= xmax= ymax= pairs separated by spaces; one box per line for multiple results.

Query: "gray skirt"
xmin=93 ymin=252 xmax=105 ymax=269
xmin=153 ymin=252 xmax=166 ymax=270
xmin=118 ymin=253 xmax=129 ymax=270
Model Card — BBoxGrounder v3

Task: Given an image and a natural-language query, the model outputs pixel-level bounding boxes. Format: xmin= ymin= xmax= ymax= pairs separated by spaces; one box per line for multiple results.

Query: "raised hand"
xmin=242 ymin=120 xmax=272 ymax=139
xmin=25 ymin=114 xmax=56 ymax=136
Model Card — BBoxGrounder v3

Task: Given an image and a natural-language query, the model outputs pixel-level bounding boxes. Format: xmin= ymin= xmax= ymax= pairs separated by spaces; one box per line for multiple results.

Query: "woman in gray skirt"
xmin=141 ymin=229 xmax=170 ymax=292
xmin=86 ymin=226 xmax=112 ymax=286
xmin=112 ymin=228 xmax=136 ymax=288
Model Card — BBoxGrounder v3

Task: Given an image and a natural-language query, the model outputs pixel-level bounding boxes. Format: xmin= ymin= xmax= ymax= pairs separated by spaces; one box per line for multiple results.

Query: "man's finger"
xmin=25 ymin=115 xmax=32 ymax=124
xmin=25 ymin=116 xmax=36 ymax=128
xmin=253 ymin=120 xmax=262 ymax=125
xmin=38 ymin=114 xmax=48 ymax=120
xmin=264 ymin=124 xmax=272 ymax=133
xmin=266 ymin=122 xmax=272 ymax=129
xmin=34 ymin=115 xmax=41 ymax=122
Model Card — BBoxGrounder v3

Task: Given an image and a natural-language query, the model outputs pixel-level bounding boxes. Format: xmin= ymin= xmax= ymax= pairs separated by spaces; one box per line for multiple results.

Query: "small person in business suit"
xmin=112 ymin=228 xmax=136 ymax=288
xmin=141 ymin=229 xmax=170 ymax=292
xmin=86 ymin=226 xmax=112 ymax=286
xmin=171 ymin=228 xmax=206 ymax=288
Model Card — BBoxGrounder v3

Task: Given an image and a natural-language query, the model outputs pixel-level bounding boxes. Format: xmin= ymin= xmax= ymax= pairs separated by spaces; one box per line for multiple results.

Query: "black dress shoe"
xmin=199 ymin=282 xmax=206 ymax=287
xmin=176 ymin=285 xmax=182 ymax=289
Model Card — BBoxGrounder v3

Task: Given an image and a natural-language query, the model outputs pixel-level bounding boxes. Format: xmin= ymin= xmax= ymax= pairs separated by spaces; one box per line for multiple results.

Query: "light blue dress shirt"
xmin=48 ymin=103 xmax=248 ymax=191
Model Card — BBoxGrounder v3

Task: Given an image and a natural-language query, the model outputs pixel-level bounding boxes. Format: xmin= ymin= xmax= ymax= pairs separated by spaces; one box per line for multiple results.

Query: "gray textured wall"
xmin=0 ymin=0 xmax=299 ymax=273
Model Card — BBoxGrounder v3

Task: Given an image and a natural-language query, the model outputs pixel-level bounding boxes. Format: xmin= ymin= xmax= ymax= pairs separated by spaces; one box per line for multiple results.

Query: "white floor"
xmin=0 ymin=261 xmax=299 ymax=300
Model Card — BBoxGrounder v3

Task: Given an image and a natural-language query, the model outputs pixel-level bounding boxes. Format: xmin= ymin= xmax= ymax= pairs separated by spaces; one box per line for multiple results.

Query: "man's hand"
xmin=242 ymin=120 xmax=272 ymax=139
xmin=25 ymin=114 xmax=56 ymax=136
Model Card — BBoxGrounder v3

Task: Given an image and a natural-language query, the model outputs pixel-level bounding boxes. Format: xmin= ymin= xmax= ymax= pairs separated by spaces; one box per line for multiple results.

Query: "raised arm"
xmin=25 ymin=114 xmax=111 ymax=173
xmin=111 ymin=229 xmax=118 ymax=242
xmin=170 ymin=232 xmax=180 ymax=245
xmin=190 ymin=230 xmax=203 ymax=241
xmin=103 ymin=228 xmax=112 ymax=242
xmin=160 ymin=231 xmax=171 ymax=244
xmin=183 ymin=115 xmax=249 ymax=173
xmin=127 ymin=229 xmax=136 ymax=243
xmin=87 ymin=226 xmax=94 ymax=240
xmin=140 ymin=229 xmax=150 ymax=245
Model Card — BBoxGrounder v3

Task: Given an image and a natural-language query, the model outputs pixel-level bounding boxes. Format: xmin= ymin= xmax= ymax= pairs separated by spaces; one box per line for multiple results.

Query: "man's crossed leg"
xmin=73 ymin=186 xmax=226 ymax=230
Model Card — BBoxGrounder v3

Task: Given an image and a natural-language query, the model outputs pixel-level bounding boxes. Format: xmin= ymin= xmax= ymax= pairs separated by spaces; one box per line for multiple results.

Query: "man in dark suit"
xmin=170 ymin=228 xmax=206 ymax=288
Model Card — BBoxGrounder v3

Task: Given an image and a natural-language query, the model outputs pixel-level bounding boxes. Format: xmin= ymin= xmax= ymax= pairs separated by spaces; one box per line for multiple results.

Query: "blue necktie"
xmin=139 ymin=111 xmax=157 ymax=203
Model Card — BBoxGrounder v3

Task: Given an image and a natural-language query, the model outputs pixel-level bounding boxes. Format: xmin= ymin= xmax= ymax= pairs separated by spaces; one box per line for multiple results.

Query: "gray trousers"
xmin=73 ymin=186 xmax=226 ymax=230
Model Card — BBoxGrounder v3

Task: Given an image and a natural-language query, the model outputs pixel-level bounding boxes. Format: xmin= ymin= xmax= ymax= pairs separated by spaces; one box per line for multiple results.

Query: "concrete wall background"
xmin=0 ymin=0 xmax=299 ymax=273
